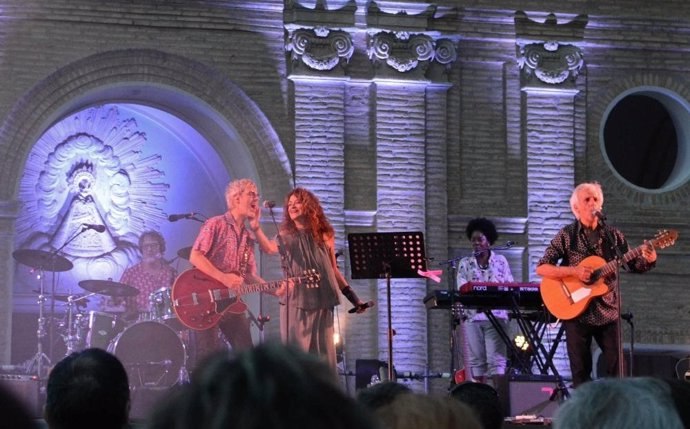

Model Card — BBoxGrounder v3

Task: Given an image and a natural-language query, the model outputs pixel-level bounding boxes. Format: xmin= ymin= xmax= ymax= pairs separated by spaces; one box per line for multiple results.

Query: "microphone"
xmin=263 ymin=200 xmax=276 ymax=209
xmin=593 ymin=210 xmax=607 ymax=221
xmin=82 ymin=223 xmax=106 ymax=233
xmin=349 ymin=300 xmax=375 ymax=314
xmin=168 ymin=213 xmax=197 ymax=222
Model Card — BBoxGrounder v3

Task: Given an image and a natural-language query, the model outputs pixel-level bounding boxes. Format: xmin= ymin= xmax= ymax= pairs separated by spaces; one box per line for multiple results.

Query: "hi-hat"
xmin=78 ymin=280 xmax=139 ymax=297
xmin=177 ymin=246 xmax=192 ymax=260
xmin=12 ymin=249 xmax=73 ymax=272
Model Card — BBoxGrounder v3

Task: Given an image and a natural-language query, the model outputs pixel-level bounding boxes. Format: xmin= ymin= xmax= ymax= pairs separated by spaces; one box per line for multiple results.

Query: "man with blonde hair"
xmin=189 ymin=178 xmax=264 ymax=357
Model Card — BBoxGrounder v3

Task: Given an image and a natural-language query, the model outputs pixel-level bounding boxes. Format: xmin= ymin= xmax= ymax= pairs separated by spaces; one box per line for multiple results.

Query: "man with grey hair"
xmin=189 ymin=178 xmax=264 ymax=359
xmin=536 ymin=182 xmax=656 ymax=387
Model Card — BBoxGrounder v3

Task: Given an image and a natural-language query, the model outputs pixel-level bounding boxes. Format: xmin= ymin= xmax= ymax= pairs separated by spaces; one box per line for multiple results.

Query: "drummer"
xmin=109 ymin=231 xmax=177 ymax=321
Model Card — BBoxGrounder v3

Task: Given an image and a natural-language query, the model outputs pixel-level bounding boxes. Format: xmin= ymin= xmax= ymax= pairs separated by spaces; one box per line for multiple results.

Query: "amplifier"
xmin=508 ymin=374 xmax=561 ymax=418
xmin=0 ymin=373 xmax=43 ymax=418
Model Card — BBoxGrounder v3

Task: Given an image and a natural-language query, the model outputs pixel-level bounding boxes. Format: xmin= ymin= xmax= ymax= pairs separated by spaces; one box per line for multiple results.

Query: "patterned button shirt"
xmin=121 ymin=262 xmax=177 ymax=312
xmin=457 ymin=251 xmax=514 ymax=321
xmin=537 ymin=220 xmax=654 ymax=326
xmin=193 ymin=212 xmax=256 ymax=277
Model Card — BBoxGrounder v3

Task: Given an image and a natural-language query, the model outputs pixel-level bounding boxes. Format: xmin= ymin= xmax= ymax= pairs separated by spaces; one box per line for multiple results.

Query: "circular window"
xmin=601 ymin=87 xmax=690 ymax=191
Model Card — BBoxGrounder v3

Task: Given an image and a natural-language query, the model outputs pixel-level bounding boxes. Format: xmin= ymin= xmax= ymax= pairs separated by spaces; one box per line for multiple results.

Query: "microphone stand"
xmin=438 ymin=256 xmax=462 ymax=388
xmin=266 ymin=205 xmax=294 ymax=342
xmin=598 ymin=216 xmax=627 ymax=379
xmin=26 ymin=226 xmax=88 ymax=376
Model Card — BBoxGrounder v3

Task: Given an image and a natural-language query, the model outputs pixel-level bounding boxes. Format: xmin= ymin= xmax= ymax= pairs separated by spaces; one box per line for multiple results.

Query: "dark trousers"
xmin=189 ymin=312 xmax=253 ymax=367
xmin=564 ymin=319 xmax=619 ymax=387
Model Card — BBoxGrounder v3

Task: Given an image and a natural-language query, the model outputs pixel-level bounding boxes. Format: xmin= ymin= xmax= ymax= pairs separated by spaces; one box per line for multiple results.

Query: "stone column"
xmin=0 ymin=199 xmax=20 ymax=363
xmin=374 ymin=81 xmax=429 ymax=377
xmin=517 ymin=11 xmax=587 ymax=378
xmin=291 ymin=78 xmax=347 ymax=246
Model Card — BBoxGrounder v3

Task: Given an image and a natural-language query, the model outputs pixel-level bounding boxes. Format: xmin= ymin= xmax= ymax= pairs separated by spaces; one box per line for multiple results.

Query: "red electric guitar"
xmin=540 ymin=229 xmax=677 ymax=320
xmin=171 ymin=268 xmax=320 ymax=330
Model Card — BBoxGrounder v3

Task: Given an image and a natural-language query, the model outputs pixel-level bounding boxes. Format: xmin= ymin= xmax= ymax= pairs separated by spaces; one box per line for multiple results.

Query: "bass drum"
xmin=108 ymin=321 xmax=185 ymax=388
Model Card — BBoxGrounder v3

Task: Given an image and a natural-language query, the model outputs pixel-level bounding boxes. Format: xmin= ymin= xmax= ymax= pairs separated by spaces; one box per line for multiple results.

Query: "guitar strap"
xmin=238 ymin=244 xmax=250 ymax=280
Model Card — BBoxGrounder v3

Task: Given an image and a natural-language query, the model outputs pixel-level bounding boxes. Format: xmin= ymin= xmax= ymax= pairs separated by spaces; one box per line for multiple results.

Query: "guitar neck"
xmin=597 ymin=244 xmax=645 ymax=278
xmin=238 ymin=279 xmax=287 ymax=295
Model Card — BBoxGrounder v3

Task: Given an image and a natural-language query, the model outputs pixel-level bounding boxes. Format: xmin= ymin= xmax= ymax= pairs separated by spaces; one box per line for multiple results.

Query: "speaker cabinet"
xmin=0 ymin=374 xmax=43 ymax=418
xmin=508 ymin=374 xmax=561 ymax=418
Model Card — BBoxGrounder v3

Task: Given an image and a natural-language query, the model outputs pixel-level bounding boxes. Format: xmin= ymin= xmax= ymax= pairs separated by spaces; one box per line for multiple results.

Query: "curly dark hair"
xmin=465 ymin=218 xmax=498 ymax=245
xmin=280 ymin=187 xmax=334 ymax=244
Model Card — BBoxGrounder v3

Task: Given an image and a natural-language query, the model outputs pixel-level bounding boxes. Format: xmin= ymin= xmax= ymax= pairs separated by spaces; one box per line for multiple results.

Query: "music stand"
xmin=348 ymin=231 xmax=427 ymax=381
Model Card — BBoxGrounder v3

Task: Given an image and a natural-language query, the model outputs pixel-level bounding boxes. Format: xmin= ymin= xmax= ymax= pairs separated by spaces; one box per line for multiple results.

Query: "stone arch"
xmin=587 ymin=72 xmax=690 ymax=208
xmin=0 ymin=48 xmax=293 ymax=202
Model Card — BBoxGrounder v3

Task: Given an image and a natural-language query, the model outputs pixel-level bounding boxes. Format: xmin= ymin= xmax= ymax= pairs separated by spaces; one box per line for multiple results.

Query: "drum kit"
xmin=13 ymin=248 xmax=189 ymax=388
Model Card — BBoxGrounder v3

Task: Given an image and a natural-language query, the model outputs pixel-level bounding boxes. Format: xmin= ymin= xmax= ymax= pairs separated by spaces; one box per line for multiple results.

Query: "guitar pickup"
xmin=174 ymin=292 xmax=199 ymax=307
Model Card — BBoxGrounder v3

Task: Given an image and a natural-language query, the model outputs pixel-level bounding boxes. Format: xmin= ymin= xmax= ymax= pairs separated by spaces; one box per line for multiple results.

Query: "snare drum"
xmin=149 ymin=287 xmax=185 ymax=331
xmin=108 ymin=321 xmax=186 ymax=388
xmin=86 ymin=311 xmax=124 ymax=349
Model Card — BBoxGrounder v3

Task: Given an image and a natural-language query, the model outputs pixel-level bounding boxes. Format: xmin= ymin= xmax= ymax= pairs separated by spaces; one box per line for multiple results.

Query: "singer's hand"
xmin=274 ymin=279 xmax=295 ymax=297
xmin=573 ymin=264 xmax=593 ymax=283
xmin=221 ymin=272 xmax=243 ymax=290
xmin=248 ymin=203 xmax=262 ymax=232
xmin=641 ymin=240 xmax=657 ymax=263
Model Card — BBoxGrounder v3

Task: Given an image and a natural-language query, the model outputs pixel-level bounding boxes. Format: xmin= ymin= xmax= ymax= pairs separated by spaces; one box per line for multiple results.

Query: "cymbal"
xmin=177 ymin=246 xmax=192 ymax=260
xmin=12 ymin=249 xmax=73 ymax=272
xmin=32 ymin=290 xmax=90 ymax=305
xmin=78 ymin=280 xmax=139 ymax=297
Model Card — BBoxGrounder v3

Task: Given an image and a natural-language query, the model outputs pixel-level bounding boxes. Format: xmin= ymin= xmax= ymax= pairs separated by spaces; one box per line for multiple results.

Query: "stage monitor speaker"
xmin=0 ymin=373 xmax=43 ymax=419
xmin=509 ymin=374 xmax=560 ymax=418
xmin=355 ymin=359 xmax=390 ymax=390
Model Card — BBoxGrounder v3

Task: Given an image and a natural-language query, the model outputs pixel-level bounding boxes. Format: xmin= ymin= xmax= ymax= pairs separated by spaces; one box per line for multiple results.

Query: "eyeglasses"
xmin=142 ymin=242 xmax=161 ymax=249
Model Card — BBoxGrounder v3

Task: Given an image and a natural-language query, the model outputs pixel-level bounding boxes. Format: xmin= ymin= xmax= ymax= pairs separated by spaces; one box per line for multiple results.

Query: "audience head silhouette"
xmin=374 ymin=392 xmax=482 ymax=429
xmin=149 ymin=341 xmax=379 ymax=429
xmin=553 ymin=377 xmax=684 ymax=429
xmin=356 ymin=381 xmax=412 ymax=411
xmin=449 ymin=381 xmax=504 ymax=429
xmin=0 ymin=381 xmax=37 ymax=429
xmin=44 ymin=348 xmax=130 ymax=429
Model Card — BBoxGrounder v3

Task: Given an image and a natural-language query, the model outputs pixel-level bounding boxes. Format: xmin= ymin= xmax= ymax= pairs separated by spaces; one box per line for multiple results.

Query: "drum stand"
xmin=25 ymin=268 xmax=51 ymax=378
xmin=63 ymin=294 xmax=93 ymax=355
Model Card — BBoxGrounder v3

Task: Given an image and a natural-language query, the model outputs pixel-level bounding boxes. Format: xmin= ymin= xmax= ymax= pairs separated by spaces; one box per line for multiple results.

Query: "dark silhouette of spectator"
xmin=44 ymin=348 xmax=130 ymax=429
xmin=375 ymin=392 xmax=482 ymax=429
xmin=147 ymin=341 xmax=380 ymax=429
xmin=356 ymin=381 xmax=412 ymax=411
xmin=449 ymin=381 xmax=504 ymax=429
xmin=0 ymin=380 xmax=37 ymax=429
xmin=664 ymin=378 xmax=690 ymax=428
xmin=553 ymin=377 xmax=683 ymax=429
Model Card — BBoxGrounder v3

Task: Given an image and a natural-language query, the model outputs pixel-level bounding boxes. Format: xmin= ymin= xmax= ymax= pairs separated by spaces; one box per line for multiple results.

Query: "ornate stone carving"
xmin=434 ymin=38 xmax=458 ymax=67
xmin=368 ymin=32 xmax=436 ymax=73
xmin=514 ymin=11 xmax=588 ymax=88
xmin=517 ymin=42 xmax=584 ymax=85
xmin=286 ymin=27 xmax=354 ymax=71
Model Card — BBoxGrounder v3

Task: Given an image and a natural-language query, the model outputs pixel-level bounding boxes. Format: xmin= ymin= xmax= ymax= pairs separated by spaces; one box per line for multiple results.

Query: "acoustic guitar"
xmin=171 ymin=268 xmax=320 ymax=330
xmin=540 ymin=229 xmax=677 ymax=321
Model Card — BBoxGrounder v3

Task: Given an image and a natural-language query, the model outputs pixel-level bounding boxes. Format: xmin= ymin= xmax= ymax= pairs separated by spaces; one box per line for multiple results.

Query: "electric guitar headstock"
xmin=297 ymin=268 xmax=321 ymax=289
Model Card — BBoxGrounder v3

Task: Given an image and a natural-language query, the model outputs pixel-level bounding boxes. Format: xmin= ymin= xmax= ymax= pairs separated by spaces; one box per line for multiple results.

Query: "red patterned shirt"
xmin=120 ymin=262 xmax=177 ymax=312
xmin=193 ymin=212 xmax=256 ymax=277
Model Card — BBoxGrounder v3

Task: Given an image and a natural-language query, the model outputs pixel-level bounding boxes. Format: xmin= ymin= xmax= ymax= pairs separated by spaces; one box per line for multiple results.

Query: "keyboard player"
xmin=456 ymin=218 xmax=514 ymax=388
